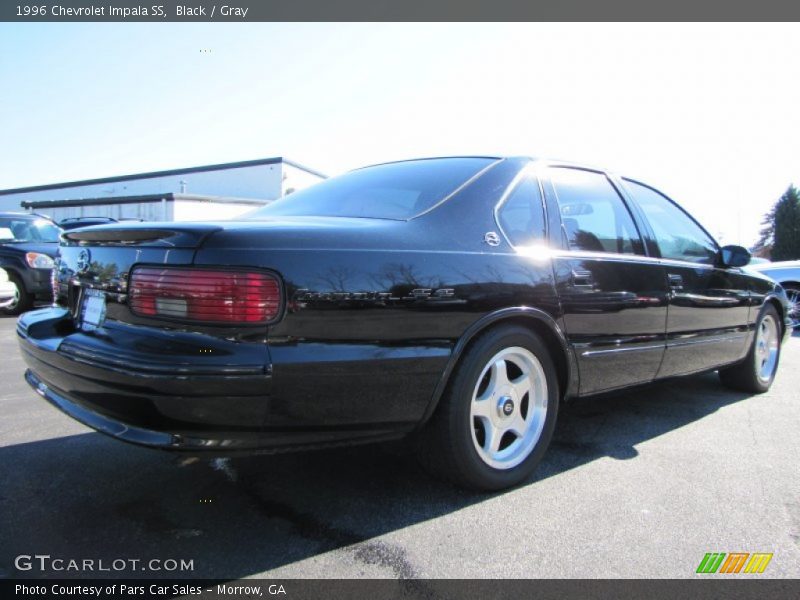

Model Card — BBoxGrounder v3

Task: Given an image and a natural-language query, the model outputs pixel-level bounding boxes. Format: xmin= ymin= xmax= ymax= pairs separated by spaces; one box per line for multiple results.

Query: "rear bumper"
xmin=26 ymin=368 xmax=178 ymax=448
xmin=18 ymin=307 xmax=279 ymax=451
xmin=17 ymin=307 xmax=421 ymax=452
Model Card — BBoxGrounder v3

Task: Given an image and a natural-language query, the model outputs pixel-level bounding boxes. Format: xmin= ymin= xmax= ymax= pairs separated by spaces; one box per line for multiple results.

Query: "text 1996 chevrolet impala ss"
xmin=18 ymin=157 xmax=791 ymax=490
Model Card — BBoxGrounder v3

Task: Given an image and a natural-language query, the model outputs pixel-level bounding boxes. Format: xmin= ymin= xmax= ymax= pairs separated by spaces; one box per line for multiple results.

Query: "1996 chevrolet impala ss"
xmin=18 ymin=157 xmax=791 ymax=490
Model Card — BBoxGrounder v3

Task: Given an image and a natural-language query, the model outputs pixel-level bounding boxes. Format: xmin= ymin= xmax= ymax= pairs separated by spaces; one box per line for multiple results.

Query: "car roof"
xmin=0 ymin=211 xmax=52 ymax=219
xmin=60 ymin=216 xmax=116 ymax=222
xmin=352 ymin=155 xmax=506 ymax=171
xmin=354 ymin=155 xmax=619 ymax=176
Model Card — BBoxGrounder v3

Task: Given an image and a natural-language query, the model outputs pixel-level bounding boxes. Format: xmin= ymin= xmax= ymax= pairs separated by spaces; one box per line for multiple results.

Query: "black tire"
xmin=719 ymin=304 xmax=782 ymax=393
xmin=0 ymin=271 xmax=34 ymax=316
xmin=414 ymin=324 xmax=559 ymax=491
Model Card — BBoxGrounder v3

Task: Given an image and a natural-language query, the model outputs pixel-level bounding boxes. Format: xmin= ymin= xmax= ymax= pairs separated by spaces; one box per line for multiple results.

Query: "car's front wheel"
xmin=719 ymin=304 xmax=782 ymax=393
xmin=415 ymin=324 xmax=559 ymax=491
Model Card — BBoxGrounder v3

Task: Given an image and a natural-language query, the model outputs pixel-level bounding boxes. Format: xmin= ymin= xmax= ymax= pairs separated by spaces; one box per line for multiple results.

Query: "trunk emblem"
xmin=77 ymin=249 xmax=91 ymax=272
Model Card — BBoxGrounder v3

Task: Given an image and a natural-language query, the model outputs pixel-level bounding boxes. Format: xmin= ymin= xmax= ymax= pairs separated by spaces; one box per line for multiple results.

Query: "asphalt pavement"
xmin=1 ymin=315 xmax=798 ymax=579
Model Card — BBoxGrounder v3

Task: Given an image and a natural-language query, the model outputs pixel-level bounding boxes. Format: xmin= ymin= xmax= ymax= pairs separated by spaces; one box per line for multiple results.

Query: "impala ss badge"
xmin=484 ymin=231 xmax=501 ymax=246
xmin=76 ymin=249 xmax=91 ymax=273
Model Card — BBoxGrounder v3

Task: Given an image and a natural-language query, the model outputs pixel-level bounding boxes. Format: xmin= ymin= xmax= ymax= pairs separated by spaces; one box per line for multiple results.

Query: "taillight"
xmin=129 ymin=267 xmax=281 ymax=324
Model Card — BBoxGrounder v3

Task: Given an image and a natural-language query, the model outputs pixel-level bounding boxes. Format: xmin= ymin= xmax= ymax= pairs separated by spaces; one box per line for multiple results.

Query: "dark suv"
xmin=0 ymin=212 xmax=60 ymax=315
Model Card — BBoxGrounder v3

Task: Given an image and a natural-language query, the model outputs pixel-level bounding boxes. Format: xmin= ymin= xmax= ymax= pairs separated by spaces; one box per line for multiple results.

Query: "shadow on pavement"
xmin=0 ymin=370 xmax=754 ymax=579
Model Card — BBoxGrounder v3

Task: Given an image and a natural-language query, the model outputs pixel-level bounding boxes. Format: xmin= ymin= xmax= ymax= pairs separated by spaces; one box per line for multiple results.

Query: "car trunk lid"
xmin=58 ymin=224 xmax=223 ymax=325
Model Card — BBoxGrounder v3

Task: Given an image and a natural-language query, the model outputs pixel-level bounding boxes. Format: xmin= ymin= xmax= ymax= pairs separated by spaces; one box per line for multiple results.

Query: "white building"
xmin=0 ymin=157 xmax=326 ymax=223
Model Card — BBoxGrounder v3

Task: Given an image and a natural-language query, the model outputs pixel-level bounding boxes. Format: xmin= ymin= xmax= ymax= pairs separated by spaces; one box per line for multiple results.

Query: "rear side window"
xmin=549 ymin=168 xmax=642 ymax=255
xmin=623 ymin=179 xmax=718 ymax=264
xmin=247 ymin=157 xmax=497 ymax=221
xmin=497 ymin=175 xmax=546 ymax=246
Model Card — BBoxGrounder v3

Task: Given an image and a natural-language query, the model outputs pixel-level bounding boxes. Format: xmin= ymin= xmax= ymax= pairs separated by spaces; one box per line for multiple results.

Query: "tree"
xmin=771 ymin=185 xmax=800 ymax=261
xmin=754 ymin=204 xmax=778 ymax=252
xmin=755 ymin=185 xmax=800 ymax=261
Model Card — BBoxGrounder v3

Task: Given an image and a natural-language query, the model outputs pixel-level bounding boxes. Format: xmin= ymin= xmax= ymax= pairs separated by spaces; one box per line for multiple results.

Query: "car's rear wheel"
xmin=719 ymin=304 xmax=782 ymax=393
xmin=415 ymin=324 xmax=559 ymax=491
xmin=0 ymin=272 xmax=33 ymax=316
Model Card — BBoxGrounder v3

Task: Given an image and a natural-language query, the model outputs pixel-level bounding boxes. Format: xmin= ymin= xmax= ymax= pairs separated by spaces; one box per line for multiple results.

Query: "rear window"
xmin=247 ymin=158 xmax=497 ymax=220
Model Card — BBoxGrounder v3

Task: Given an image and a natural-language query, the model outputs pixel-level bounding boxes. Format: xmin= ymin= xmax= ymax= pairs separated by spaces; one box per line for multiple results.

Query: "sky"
xmin=1 ymin=23 xmax=798 ymax=246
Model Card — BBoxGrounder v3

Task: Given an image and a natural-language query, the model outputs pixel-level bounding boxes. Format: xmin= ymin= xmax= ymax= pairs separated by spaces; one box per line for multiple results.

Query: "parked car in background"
xmin=18 ymin=157 xmax=792 ymax=490
xmin=0 ymin=267 xmax=17 ymax=308
xmin=747 ymin=260 xmax=800 ymax=329
xmin=0 ymin=212 xmax=60 ymax=315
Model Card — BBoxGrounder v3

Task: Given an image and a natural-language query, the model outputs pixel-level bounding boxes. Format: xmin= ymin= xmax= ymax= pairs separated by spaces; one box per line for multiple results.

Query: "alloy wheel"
xmin=469 ymin=346 xmax=548 ymax=470
xmin=755 ymin=314 xmax=779 ymax=383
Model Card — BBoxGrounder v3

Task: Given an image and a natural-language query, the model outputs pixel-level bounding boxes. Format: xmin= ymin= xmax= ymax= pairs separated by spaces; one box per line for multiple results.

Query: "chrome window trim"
xmin=548 ymin=249 xmax=664 ymax=266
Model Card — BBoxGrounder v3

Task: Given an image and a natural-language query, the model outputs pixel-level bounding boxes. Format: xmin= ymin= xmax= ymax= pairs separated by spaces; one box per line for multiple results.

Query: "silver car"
xmin=747 ymin=260 xmax=800 ymax=329
xmin=0 ymin=268 xmax=18 ymax=309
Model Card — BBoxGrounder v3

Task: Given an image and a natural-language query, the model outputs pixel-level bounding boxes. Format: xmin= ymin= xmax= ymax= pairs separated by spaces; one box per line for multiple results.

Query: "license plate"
xmin=81 ymin=289 xmax=107 ymax=330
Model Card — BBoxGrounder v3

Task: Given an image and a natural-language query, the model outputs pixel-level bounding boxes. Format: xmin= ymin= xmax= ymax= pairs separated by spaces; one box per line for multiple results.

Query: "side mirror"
xmin=719 ymin=244 xmax=751 ymax=268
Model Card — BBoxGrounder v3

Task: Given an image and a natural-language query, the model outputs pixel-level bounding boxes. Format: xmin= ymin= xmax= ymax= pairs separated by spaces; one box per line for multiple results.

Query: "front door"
xmin=619 ymin=179 xmax=751 ymax=377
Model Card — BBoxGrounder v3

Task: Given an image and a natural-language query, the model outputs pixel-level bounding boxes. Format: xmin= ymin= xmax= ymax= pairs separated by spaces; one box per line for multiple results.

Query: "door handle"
xmin=668 ymin=273 xmax=684 ymax=290
xmin=571 ymin=269 xmax=594 ymax=287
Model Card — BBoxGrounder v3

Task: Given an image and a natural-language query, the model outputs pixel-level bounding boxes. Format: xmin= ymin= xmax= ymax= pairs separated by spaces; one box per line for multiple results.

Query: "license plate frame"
xmin=80 ymin=288 xmax=107 ymax=331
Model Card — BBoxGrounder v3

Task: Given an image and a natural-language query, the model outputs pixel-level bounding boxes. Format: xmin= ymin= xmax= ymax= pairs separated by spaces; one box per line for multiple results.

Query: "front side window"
xmin=496 ymin=175 xmax=546 ymax=247
xmin=247 ymin=157 xmax=497 ymax=221
xmin=623 ymin=179 xmax=718 ymax=264
xmin=549 ymin=168 xmax=642 ymax=255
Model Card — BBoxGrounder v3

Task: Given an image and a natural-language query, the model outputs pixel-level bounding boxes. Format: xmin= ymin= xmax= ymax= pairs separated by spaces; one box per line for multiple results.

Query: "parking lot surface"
xmin=1 ymin=315 xmax=798 ymax=579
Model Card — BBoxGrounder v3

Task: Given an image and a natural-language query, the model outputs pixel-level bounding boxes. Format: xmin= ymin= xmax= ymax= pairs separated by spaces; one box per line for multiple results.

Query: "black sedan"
xmin=17 ymin=157 xmax=791 ymax=490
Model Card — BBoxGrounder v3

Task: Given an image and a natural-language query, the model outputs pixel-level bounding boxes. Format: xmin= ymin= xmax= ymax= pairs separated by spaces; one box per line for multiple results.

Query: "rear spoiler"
xmin=62 ymin=224 xmax=222 ymax=248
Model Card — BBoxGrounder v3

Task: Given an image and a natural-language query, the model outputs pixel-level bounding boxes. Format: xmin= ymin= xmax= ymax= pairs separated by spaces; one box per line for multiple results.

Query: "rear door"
xmin=543 ymin=167 xmax=669 ymax=395
xmin=618 ymin=179 xmax=751 ymax=376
